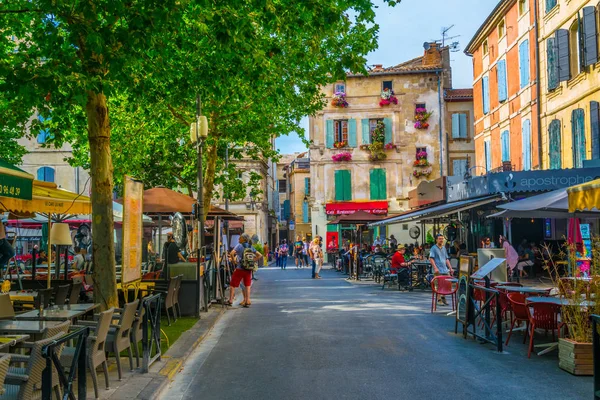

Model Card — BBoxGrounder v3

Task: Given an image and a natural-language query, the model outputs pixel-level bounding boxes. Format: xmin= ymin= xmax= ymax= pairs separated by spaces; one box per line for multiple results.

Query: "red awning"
xmin=326 ymin=201 xmax=388 ymax=216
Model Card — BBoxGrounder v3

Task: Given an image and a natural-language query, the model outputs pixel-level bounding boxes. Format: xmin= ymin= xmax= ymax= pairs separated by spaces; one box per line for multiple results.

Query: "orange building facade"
xmin=466 ymin=0 xmax=540 ymax=174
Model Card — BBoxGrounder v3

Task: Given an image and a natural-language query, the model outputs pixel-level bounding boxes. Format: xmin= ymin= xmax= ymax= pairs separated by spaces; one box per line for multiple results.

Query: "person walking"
xmin=279 ymin=239 xmax=289 ymax=269
xmin=303 ymin=237 xmax=310 ymax=269
xmin=0 ymin=221 xmax=15 ymax=269
xmin=429 ymin=234 xmax=454 ymax=306
xmin=275 ymin=242 xmax=280 ymax=267
xmin=227 ymin=233 xmax=262 ymax=307
xmin=293 ymin=235 xmax=304 ymax=269
xmin=309 ymin=237 xmax=324 ymax=279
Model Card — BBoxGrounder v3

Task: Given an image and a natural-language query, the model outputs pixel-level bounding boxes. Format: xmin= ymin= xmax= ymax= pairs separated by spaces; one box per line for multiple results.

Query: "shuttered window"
xmin=334 ymin=170 xmax=352 ymax=201
xmin=362 ymin=119 xmax=371 ymax=145
xmin=383 ymin=117 xmax=393 ymax=144
xmin=36 ymin=115 xmax=52 ymax=144
xmin=283 ymin=200 xmax=290 ymax=220
xmin=583 ymin=7 xmax=598 ymax=66
xmin=549 ymin=120 xmax=562 ymax=169
xmin=519 ymin=40 xmax=530 ymax=89
xmin=451 ymin=113 xmax=468 ymax=139
xmin=546 ymin=0 xmax=557 ymax=13
xmin=501 ymin=130 xmax=510 ymax=162
xmin=482 ymin=76 xmax=490 ymax=114
xmin=452 ymin=159 xmax=468 ymax=178
xmin=334 ymin=83 xmax=345 ymax=93
xmin=369 ymin=169 xmax=387 ymax=201
xmin=547 ymin=37 xmax=559 ymax=90
xmin=572 ymin=108 xmax=586 ymax=168
xmin=304 ymin=178 xmax=310 ymax=196
xmin=347 ymin=119 xmax=357 ymax=147
xmin=591 ymin=101 xmax=600 ymax=159
xmin=302 ymin=201 xmax=309 ymax=223
xmin=326 ymin=120 xmax=334 ymax=148
xmin=37 ymin=167 xmax=55 ymax=183
xmin=556 ymin=29 xmax=571 ymax=82
xmin=484 ymin=140 xmax=492 ymax=172
xmin=497 ymin=60 xmax=508 ymax=102
xmin=522 ymin=119 xmax=532 ymax=171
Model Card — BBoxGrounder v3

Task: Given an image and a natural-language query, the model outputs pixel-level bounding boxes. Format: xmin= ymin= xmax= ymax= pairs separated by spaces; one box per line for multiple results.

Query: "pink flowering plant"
xmin=332 ymin=92 xmax=349 ymax=108
xmin=384 ymin=142 xmax=397 ymax=150
xmin=379 ymin=88 xmax=398 ymax=107
xmin=414 ymin=107 xmax=432 ymax=129
xmin=332 ymin=152 xmax=352 ymax=162
xmin=413 ymin=149 xmax=431 ymax=177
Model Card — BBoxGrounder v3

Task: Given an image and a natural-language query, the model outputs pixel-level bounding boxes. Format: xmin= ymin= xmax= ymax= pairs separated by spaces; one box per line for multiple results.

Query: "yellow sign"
xmin=122 ymin=176 xmax=144 ymax=284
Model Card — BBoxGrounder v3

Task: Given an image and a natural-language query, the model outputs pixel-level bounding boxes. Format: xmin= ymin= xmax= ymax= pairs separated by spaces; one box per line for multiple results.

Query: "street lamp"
xmin=190 ymin=95 xmax=208 ymax=317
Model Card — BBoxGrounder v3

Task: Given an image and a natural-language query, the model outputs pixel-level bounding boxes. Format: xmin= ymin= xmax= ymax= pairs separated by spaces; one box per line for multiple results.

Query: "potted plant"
xmin=414 ymin=107 xmax=432 ymax=130
xmin=379 ymin=88 xmax=398 ymax=107
xmin=332 ymin=92 xmax=348 ymax=108
xmin=412 ymin=149 xmax=431 ymax=178
xmin=332 ymin=152 xmax=352 ymax=162
xmin=360 ymin=120 xmax=394 ymax=161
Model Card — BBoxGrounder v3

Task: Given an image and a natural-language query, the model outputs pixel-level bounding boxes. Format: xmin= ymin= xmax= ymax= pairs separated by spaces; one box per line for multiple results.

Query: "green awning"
xmin=0 ymin=159 xmax=34 ymax=200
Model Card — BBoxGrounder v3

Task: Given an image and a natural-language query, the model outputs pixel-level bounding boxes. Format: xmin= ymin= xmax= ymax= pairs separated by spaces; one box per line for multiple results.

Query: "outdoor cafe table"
xmin=14 ymin=304 xmax=99 ymax=322
xmin=0 ymin=320 xmax=64 ymax=339
xmin=496 ymin=286 xmax=553 ymax=295
xmin=0 ymin=334 xmax=29 ymax=351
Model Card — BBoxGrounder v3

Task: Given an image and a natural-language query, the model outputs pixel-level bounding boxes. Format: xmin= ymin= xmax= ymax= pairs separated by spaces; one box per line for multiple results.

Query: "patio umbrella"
xmin=0 ymin=159 xmax=34 ymax=202
xmin=567 ymin=218 xmax=584 ymax=255
xmin=567 ymin=178 xmax=600 ymax=212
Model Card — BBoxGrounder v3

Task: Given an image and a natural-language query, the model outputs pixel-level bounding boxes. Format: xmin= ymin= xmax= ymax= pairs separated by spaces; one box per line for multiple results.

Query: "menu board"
xmin=122 ymin=176 xmax=144 ymax=284
xmin=456 ymin=256 xmax=474 ymax=334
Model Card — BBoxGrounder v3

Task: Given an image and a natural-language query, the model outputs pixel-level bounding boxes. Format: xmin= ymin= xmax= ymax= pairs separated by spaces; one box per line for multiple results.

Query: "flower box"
xmin=332 ymin=92 xmax=348 ymax=108
xmin=379 ymin=88 xmax=398 ymax=107
xmin=333 ymin=141 xmax=348 ymax=149
xmin=558 ymin=338 xmax=593 ymax=376
xmin=414 ymin=107 xmax=432 ymax=130
xmin=332 ymin=152 xmax=352 ymax=162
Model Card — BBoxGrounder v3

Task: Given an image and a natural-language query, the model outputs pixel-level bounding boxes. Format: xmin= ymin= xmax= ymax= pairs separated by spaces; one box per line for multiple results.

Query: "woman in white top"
xmin=309 ymin=237 xmax=324 ymax=279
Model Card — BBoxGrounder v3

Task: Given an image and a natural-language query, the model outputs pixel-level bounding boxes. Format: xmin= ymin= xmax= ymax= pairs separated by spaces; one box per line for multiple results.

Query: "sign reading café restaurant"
xmin=447 ymin=167 xmax=600 ymax=202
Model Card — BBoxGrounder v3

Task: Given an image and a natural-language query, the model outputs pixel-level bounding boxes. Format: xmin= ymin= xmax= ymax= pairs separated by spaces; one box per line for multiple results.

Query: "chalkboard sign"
xmin=455 ymin=256 xmax=474 ymax=337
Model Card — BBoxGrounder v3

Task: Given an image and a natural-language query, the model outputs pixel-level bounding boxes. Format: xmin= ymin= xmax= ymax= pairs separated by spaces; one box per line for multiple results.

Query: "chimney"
xmin=422 ymin=42 xmax=442 ymax=67
xmin=373 ymin=64 xmax=383 ymax=71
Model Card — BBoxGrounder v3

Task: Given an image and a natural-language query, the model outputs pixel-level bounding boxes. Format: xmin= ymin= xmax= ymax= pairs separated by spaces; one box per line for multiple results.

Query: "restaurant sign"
xmin=122 ymin=176 xmax=144 ymax=284
xmin=0 ymin=161 xmax=33 ymax=200
xmin=326 ymin=201 xmax=388 ymax=215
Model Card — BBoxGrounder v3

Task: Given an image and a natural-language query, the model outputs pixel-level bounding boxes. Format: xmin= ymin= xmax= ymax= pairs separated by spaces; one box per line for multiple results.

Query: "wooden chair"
xmin=68 ymin=283 xmax=82 ymax=305
xmin=53 ymin=284 xmax=71 ymax=306
xmin=106 ymin=300 xmax=139 ymax=380
xmin=63 ymin=308 xmax=114 ymax=399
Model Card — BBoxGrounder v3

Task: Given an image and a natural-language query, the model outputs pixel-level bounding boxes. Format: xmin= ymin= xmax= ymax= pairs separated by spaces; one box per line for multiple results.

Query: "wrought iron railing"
xmin=467 ymin=283 xmax=503 ymax=352
xmin=142 ymin=293 xmax=162 ymax=373
xmin=42 ymin=327 xmax=89 ymax=400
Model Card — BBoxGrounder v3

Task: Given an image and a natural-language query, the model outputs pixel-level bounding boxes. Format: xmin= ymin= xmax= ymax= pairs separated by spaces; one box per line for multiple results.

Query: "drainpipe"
xmin=437 ymin=71 xmax=444 ymax=175
xmin=533 ymin=0 xmax=543 ymax=169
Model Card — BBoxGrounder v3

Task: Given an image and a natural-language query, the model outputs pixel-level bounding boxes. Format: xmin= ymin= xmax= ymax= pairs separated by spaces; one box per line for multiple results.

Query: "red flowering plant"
xmin=332 ymin=92 xmax=349 ymax=108
xmin=379 ymin=88 xmax=398 ymax=107
xmin=333 ymin=140 xmax=348 ymax=148
xmin=332 ymin=152 xmax=352 ymax=162
xmin=413 ymin=149 xmax=431 ymax=177
xmin=384 ymin=143 xmax=397 ymax=150
xmin=414 ymin=107 xmax=432 ymax=129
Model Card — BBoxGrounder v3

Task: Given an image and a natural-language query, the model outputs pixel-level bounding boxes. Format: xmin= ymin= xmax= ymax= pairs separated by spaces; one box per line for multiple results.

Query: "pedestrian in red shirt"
xmin=391 ymin=244 xmax=408 ymax=273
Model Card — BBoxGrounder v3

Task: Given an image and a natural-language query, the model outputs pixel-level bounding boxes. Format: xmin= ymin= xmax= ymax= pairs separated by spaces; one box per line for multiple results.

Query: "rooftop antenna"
xmin=440 ymin=25 xmax=461 ymax=50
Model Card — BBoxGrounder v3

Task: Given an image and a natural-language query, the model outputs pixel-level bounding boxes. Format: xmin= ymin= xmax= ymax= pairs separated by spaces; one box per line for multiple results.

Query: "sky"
xmin=275 ymin=0 xmax=499 ymax=154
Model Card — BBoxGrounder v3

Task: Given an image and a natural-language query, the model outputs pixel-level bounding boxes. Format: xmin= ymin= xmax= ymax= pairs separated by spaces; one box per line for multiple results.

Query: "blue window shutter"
xmin=591 ymin=101 xmax=600 ymax=159
xmin=302 ymin=202 xmax=309 ymax=223
xmin=572 ymin=109 xmax=586 ymax=168
xmin=547 ymin=37 xmax=559 ymax=90
xmin=326 ymin=120 xmax=334 ymax=148
xmin=583 ymin=7 xmax=598 ymax=66
xmin=519 ymin=40 xmax=530 ymax=89
xmin=452 ymin=159 xmax=467 ymax=177
xmin=482 ymin=77 xmax=490 ymax=114
xmin=522 ymin=120 xmax=532 ymax=171
xmin=484 ymin=140 xmax=492 ymax=172
xmin=383 ymin=117 xmax=393 ymax=144
xmin=501 ymin=130 xmax=510 ymax=162
xmin=546 ymin=0 xmax=557 ymax=13
xmin=347 ymin=119 xmax=357 ymax=147
xmin=557 ymin=29 xmax=571 ymax=82
xmin=304 ymin=178 xmax=310 ymax=196
xmin=459 ymin=113 xmax=468 ymax=138
xmin=549 ymin=120 xmax=562 ymax=169
xmin=497 ymin=60 xmax=507 ymax=102
xmin=283 ymin=200 xmax=290 ymax=220
xmin=361 ymin=119 xmax=370 ymax=145
xmin=451 ymin=114 xmax=460 ymax=138
xmin=37 ymin=167 xmax=54 ymax=183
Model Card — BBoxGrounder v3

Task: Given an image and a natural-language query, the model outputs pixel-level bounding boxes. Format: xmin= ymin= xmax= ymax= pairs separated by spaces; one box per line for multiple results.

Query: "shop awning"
xmin=369 ymin=195 xmax=499 ymax=227
xmin=0 ymin=180 xmax=91 ymax=215
xmin=325 ymin=201 xmax=388 ymax=216
xmin=567 ymin=178 xmax=600 ymax=212
xmin=0 ymin=159 xmax=34 ymax=200
xmin=327 ymin=210 xmax=385 ymax=225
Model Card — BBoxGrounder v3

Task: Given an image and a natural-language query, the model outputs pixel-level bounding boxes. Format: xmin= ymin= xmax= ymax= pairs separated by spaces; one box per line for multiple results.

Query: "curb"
xmin=109 ymin=307 xmax=226 ymax=399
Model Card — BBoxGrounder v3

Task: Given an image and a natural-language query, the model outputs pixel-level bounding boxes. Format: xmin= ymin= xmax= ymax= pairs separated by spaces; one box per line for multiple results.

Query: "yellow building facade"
xmin=539 ymin=0 xmax=600 ymax=169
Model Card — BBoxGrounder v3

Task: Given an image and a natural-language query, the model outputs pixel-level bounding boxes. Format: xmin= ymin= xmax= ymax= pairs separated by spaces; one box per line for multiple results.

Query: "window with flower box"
xmin=335 ymin=120 xmax=349 ymax=143
xmin=382 ymin=81 xmax=393 ymax=91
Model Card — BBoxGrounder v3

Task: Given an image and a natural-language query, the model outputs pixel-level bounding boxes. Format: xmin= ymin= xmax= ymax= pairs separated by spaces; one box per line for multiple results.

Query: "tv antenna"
xmin=440 ymin=25 xmax=461 ymax=51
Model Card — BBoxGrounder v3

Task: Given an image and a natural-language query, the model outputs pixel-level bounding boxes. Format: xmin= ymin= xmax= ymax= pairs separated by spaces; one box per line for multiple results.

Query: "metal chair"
xmin=106 ymin=300 xmax=139 ymax=380
xmin=0 ymin=354 xmax=11 ymax=396
xmin=53 ymin=284 xmax=70 ymax=306
xmin=63 ymin=308 xmax=114 ymax=399
xmin=172 ymin=275 xmax=183 ymax=319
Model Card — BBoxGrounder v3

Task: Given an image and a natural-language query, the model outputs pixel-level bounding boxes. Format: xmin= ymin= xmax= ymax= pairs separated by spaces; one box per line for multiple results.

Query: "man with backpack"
xmin=278 ymin=239 xmax=289 ymax=269
xmin=293 ymin=235 xmax=305 ymax=269
xmin=227 ymin=233 xmax=263 ymax=307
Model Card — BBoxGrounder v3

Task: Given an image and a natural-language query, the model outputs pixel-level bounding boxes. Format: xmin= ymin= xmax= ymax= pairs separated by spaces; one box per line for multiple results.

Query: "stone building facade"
xmin=445 ymin=89 xmax=476 ymax=177
xmin=285 ymin=154 xmax=311 ymax=242
xmin=309 ymin=43 xmax=457 ymax=245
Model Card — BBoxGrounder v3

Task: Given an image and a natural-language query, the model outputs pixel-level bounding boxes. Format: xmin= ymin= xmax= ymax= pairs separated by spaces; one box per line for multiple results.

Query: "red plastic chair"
xmin=525 ymin=301 xmax=563 ymax=358
xmin=505 ymin=292 xmax=529 ymax=346
xmin=430 ymin=276 xmax=457 ymax=312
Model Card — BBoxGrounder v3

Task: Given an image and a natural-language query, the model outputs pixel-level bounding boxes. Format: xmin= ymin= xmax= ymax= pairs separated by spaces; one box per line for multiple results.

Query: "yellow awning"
xmin=0 ymin=180 xmax=92 ymax=215
xmin=567 ymin=178 xmax=600 ymax=213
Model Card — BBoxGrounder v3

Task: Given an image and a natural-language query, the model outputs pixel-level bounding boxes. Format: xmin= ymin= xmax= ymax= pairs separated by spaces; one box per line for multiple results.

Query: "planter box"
xmin=558 ymin=338 xmax=593 ymax=376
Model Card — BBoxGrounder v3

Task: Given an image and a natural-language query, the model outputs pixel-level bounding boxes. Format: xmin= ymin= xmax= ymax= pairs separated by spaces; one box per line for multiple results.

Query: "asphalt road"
xmin=160 ymin=263 xmax=591 ymax=400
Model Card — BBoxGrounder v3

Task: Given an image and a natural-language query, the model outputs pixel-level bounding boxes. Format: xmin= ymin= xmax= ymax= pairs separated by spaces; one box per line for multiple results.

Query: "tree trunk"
xmin=202 ymin=141 xmax=218 ymax=221
xmin=87 ymin=91 xmax=118 ymax=310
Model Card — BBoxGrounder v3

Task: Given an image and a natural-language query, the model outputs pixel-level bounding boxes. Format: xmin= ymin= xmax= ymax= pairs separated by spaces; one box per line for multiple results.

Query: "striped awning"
xmin=567 ymin=178 xmax=600 ymax=213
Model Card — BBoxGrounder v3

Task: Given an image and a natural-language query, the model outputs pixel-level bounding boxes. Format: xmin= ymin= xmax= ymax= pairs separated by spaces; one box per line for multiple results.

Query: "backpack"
xmin=241 ymin=243 xmax=257 ymax=271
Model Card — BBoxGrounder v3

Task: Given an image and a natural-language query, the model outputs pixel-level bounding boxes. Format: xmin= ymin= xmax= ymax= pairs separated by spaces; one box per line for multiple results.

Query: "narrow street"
xmin=160 ymin=263 xmax=590 ymax=400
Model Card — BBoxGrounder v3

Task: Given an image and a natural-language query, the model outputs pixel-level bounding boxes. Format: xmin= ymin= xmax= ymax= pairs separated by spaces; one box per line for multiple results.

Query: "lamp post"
xmin=190 ymin=95 xmax=208 ymax=317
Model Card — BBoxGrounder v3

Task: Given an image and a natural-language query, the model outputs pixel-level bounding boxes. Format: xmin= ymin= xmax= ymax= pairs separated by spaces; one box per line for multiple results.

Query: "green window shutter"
xmin=378 ymin=169 xmax=387 ymax=200
xmin=347 ymin=119 xmax=357 ymax=147
xmin=572 ymin=108 xmax=586 ymax=168
xmin=335 ymin=170 xmax=343 ymax=201
xmin=451 ymin=114 xmax=460 ymax=138
xmin=369 ymin=169 xmax=378 ymax=200
xmin=304 ymin=178 xmax=310 ymax=195
xmin=343 ymin=170 xmax=352 ymax=201
xmin=547 ymin=37 xmax=559 ymax=90
xmin=326 ymin=120 xmax=334 ymax=148
xmin=549 ymin=120 xmax=562 ymax=169
xmin=459 ymin=114 xmax=468 ymax=138
xmin=383 ymin=118 xmax=393 ymax=144
xmin=370 ymin=169 xmax=386 ymax=200
xmin=361 ymin=119 xmax=370 ymax=145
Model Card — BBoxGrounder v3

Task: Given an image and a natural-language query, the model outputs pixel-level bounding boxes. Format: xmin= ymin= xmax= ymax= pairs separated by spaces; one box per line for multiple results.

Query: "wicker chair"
xmin=130 ymin=300 xmax=146 ymax=368
xmin=63 ymin=308 xmax=114 ymax=399
xmin=53 ymin=284 xmax=70 ymax=306
xmin=0 ymin=354 xmax=11 ymax=396
xmin=68 ymin=283 xmax=82 ymax=305
xmin=106 ymin=300 xmax=139 ymax=380
xmin=0 ymin=332 xmax=66 ymax=400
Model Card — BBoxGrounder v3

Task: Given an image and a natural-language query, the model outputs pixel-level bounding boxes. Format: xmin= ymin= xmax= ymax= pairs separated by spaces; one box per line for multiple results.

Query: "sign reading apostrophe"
xmin=122 ymin=176 xmax=144 ymax=284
